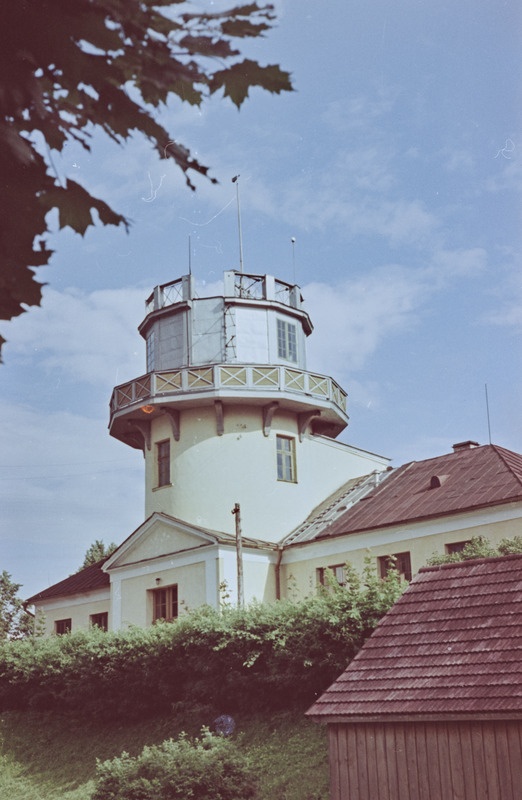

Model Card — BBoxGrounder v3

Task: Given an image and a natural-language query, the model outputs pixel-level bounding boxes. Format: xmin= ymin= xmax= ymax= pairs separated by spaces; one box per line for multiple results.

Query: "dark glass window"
xmin=152 ymin=585 xmax=178 ymax=623
xmin=90 ymin=612 xmax=108 ymax=631
xmin=157 ymin=440 xmax=170 ymax=486
xmin=55 ymin=618 xmax=72 ymax=635
xmin=379 ymin=552 xmax=412 ymax=582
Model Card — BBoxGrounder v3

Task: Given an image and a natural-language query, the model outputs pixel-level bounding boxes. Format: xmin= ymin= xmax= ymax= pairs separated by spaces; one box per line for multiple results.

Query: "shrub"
xmin=0 ymin=557 xmax=404 ymax=718
xmin=427 ymin=535 xmax=522 ymax=565
xmin=92 ymin=729 xmax=257 ymax=800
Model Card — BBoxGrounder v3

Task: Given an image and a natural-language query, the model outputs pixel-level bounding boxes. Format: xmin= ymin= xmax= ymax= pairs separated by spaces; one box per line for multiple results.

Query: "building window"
xmin=55 ymin=618 xmax=72 ymax=635
xmin=446 ymin=541 xmax=471 ymax=555
xmin=379 ymin=552 xmax=412 ymax=582
xmin=277 ymin=318 xmax=297 ymax=362
xmin=317 ymin=564 xmax=347 ymax=589
xmin=90 ymin=612 xmax=108 ymax=631
xmin=151 ymin=585 xmax=178 ymax=623
xmin=157 ymin=439 xmax=171 ymax=487
xmin=146 ymin=330 xmax=155 ymax=372
xmin=276 ymin=435 xmax=296 ymax=482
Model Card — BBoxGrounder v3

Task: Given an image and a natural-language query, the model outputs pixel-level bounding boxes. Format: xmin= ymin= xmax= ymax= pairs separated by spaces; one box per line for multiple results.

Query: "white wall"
xmin=144 ymin=406 xmax=387 ymax=541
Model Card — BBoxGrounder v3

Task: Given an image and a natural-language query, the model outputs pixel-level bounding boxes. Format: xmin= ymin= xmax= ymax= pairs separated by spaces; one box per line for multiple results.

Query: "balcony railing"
xmin=144 ymin=272 xmax=303 ymax=316
xmin=110 ymin=364 xmax=347 ymax=417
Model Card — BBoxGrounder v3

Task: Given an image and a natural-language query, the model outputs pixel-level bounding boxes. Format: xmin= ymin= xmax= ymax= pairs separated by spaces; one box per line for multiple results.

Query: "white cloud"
xmin=429 ymin=247 xmax=488 ymax=281
xmin=0 ymin=402 xmax=143 ymax=598
xmin=303 ymin=266 xmax=427 ymax=380
xmin=485 ymin=151 xmax=522 ymax=193
xmin=5 ymin=286 xmax=145 ymax=386
xmin=321 ymin=91 xmax=398 ymax=133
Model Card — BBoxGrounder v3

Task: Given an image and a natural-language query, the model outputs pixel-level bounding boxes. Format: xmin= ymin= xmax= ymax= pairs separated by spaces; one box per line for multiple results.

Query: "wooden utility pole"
xmin=232 ymin=502 xmax=244 ymax=607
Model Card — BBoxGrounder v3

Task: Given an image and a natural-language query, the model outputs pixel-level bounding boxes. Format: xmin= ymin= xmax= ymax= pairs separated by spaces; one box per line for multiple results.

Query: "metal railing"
xmin=110 ymin=364 xmax=347 ymax=416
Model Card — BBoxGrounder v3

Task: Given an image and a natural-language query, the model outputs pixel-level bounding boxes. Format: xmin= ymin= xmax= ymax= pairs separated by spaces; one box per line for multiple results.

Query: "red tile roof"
xmin=25 ymin=559 xmax=110 ymax=604
xmin=307 ymin=553 xmax=522 ymax=720
xmin=317 ymin=444 xmax=522 ymax=540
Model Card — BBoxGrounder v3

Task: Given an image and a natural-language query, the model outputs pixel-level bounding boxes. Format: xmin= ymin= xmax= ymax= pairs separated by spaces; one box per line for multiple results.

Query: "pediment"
xmin=106 ymin=514 xmax=218 ymax=569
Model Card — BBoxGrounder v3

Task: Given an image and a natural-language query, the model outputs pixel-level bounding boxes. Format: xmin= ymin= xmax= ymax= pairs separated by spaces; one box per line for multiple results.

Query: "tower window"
xmin=277 ymin=318 xmax=297 ymax=362
xmin=157 ymin=440 xmax=171 ymax=487
xmin=151 ymin=585 xmax=178 ymax=623
xmin=276 ymin=435 xmax=296 ymax=482
xmin=146 ymin=330 xmax=155 ymax=372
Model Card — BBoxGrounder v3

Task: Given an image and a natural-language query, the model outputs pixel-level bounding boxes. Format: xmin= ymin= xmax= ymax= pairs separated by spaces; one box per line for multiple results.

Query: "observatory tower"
xmin=109 ymin=270 xmax=386 ymax=540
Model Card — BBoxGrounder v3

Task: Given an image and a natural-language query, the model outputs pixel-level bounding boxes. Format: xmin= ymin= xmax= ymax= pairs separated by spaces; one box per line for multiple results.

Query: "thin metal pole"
xmin=485 ymin=383 xmax=492 ymax=444
xmin=232 ymin=175 xmax=244 ymax=273
xmin=232 ymin=502 xmax=244 ymax=607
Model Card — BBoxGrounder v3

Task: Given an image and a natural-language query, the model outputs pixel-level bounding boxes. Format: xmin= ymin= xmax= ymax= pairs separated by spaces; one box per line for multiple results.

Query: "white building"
xmin=26 ymin=271 xmax=522 ymax=635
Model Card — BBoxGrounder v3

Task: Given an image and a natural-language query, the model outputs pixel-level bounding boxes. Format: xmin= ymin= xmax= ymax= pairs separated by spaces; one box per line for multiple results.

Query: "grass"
xmin=0 ymin=707 xmax=329 ymax=800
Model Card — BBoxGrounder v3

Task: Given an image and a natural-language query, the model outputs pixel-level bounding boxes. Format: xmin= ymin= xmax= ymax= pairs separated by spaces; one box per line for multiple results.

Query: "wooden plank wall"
xmin=328 ymin=720 xmax=522 ymax=800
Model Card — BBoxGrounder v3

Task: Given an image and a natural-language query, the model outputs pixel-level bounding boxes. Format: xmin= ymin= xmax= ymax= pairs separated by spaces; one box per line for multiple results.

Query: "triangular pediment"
xmin=105 ymin=513 xmax=220 ymax=570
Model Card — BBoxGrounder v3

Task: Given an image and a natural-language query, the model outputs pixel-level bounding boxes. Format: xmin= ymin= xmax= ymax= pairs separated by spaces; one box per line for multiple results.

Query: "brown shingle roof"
xmin=25 ymin=559 xmax=110 ymax=604
xmin=307 ymin=553 xmax=522 ymax=720
xmin=318 ymin=444 xmax=522 ymax=539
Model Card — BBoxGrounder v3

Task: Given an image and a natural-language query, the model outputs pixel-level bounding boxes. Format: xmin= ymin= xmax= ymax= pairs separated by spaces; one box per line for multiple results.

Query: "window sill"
xmin=153 ymin=483 xmax=172 ymax=491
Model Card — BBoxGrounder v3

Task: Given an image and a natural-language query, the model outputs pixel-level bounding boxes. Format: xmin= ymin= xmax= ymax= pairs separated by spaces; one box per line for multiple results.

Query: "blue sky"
xmin=1 ymin=0 xmax=521 ymax=599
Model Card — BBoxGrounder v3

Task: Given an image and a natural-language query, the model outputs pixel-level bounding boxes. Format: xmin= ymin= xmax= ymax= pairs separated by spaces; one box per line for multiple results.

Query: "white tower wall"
xmin=143 ymin=405 xmax=387 ymax=541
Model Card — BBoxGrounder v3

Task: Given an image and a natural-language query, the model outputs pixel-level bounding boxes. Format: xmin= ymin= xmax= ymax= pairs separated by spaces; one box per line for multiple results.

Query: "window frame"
xmin=146 ymin=329 xmax=155 ymax=372
xmin=276 ymin=318 xmax=297 ymax=363
xmin=55 ymin=618 xmax=72 ymax=635
xmin=90 ymin=612 xmax=108 ymax=631
xmin=151 ymin=585 xmax=178 ymax=624
xmin=378 ymin=552 xmax=412 ymax=582
xmin=445 ymin=541 xmax=471 ymax=555
xmin=317 ymin=564 xmax=347 ymax=589
xmin=156 ymin=439 xmax=171 ymax=487
xmin=276 ymin=434 xmax=297 ymax=483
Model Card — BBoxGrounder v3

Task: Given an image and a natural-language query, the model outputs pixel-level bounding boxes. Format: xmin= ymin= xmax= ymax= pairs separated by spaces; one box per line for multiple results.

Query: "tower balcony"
xmin=144 ymin=271 xmax=306 ymax=316
xmin=109 ymin=363 xmax=349 ymax=448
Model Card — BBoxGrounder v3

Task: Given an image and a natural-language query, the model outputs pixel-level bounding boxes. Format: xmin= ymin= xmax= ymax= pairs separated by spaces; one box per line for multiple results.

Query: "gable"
xmin=107 ymin=515 xmax=218 ymax=569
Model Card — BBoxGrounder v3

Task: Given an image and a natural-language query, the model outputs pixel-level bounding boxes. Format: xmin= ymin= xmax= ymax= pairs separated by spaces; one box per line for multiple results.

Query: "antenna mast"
xmin=485 ymin=383 xmax=492 ymax=444
xmin=232 ymin=175 xmax=244 ymax=273
xmin=291 ymin=237 xmax=296 ymax=283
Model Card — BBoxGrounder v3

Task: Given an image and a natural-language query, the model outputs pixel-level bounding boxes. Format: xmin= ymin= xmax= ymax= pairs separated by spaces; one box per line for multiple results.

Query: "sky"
xmin=1 ymin=0 xmax=521 ymax=599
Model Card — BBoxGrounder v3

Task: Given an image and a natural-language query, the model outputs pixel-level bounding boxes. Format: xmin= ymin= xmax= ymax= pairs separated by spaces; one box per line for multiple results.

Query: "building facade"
xmin=26 ymin=271 xmax=522 ymax=635
xmin=307 ymin=554 xmax=522 ymax=800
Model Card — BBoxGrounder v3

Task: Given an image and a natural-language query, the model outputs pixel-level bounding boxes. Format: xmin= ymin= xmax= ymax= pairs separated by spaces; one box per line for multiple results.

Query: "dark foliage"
xmin=0 ymin=561 xmax=402 ymax=719
xmin=0 ymin=1 xmax=292 ymax=356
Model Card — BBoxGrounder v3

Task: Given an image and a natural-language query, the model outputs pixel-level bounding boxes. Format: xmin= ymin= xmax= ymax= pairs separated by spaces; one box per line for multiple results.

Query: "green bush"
xmin=0 ymin=558 xmax=403 ymax=718
xmin=427 ymin=535 xmax=522 ymax=565
xmin=92 ymin=729 xmax=257 ymax=800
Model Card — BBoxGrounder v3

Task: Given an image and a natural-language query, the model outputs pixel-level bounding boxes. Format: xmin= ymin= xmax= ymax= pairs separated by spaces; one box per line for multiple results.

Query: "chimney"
xmin=452 ymin=440 xmax=480 ymax=453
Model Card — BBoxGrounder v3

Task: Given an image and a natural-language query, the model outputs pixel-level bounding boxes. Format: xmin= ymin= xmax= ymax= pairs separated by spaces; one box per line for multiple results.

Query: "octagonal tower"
xmin=109 ymin=270 xmax=387 ymax=540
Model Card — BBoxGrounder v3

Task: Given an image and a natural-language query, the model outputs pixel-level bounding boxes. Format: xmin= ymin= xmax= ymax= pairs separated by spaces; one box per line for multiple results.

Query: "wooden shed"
xmin=307 ymin=554 xmax=522 ymax=800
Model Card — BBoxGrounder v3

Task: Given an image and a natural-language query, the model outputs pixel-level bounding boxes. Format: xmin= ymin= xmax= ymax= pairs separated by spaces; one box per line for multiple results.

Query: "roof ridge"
xmin=490 ymin=443 xmax=522 ymax=488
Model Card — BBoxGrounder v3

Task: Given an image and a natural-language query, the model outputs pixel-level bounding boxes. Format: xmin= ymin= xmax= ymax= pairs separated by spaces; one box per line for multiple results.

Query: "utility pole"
xmin=232 ymin=502 xmax=244 ymax=607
